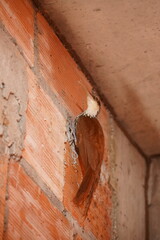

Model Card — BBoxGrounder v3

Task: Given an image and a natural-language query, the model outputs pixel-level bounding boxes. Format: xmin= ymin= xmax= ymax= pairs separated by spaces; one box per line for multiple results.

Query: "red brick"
xmin=0 ymin=0 xmax=34 ymax=66
xmin=0 ymin=155 xmax=8 ymax=239
xmin=37 ymin=13 xmax=92 ymax=116
xmin=22 ymin=68 xmax=66 ymax=201
xmin=63 ymin=143 xmax=85 ymax=224
xmin=5 ymin=161 xmax=71 ymax=240
xmin=83 ymin=182 xmax=112 ymax=240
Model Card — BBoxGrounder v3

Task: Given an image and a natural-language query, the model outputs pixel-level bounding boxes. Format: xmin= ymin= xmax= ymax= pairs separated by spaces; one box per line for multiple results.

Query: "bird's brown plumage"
xmin=73 ymin=116 xmax=104 ymax=210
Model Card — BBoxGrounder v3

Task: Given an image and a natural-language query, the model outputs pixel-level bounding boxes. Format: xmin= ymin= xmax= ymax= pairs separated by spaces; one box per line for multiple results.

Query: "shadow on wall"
xmin=116 ymin=75 xmax=160 ymax=156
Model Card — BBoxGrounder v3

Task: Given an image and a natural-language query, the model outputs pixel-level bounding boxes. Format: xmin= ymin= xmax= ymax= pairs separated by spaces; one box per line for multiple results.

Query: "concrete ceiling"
xmin=35 ymin=0 xmax=160 ymax=157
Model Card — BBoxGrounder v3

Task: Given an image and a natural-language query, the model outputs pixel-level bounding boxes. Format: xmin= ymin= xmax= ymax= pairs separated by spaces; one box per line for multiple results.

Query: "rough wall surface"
xmin=0 ymin=0 xmax=146 ymax=239
xmin=112 ymin=121 xmax=146 ymax=240
xmin=148 ymin=158 xmax=160 ymax=240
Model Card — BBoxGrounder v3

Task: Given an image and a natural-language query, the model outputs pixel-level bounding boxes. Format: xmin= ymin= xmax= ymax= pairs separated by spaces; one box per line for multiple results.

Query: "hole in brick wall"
xmin=73 ymin=115 xmax=104 ymax=209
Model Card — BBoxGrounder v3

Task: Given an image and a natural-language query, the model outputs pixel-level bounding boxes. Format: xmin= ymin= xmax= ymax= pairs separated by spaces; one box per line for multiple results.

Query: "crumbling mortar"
xmin=66 ymin=209 xmax=96 ymax=240
xmin=0 ymin=85 xmax=25 ymax=159
xmin=2 ymin=155 xmax=11 ymax=238
xmin=19 ymin=157 xmax=64 ymax=212
xmin=66 ymin=117 xmax=78 ymax=166
xmin=0 ymin=22 xmax=31 ymax=68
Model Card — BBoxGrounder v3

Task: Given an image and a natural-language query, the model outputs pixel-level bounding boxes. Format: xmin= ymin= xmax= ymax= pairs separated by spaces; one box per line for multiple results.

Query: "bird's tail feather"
xmin=73 ymin=168 xmax=98 ymax=206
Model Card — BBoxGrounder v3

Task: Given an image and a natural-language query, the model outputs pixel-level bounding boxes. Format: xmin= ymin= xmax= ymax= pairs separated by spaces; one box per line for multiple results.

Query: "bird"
xmin=73 ymin=95 xmax=104 ymax=213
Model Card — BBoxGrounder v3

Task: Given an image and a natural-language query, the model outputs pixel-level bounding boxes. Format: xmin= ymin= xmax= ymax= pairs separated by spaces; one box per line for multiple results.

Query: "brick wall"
xmin=0 ymin=0 xmax=146 ymax=239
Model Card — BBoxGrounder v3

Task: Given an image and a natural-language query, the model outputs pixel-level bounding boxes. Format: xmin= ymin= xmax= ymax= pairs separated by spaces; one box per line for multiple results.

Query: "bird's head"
xmin=84 ymin=95 xmax=100 ymax=118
